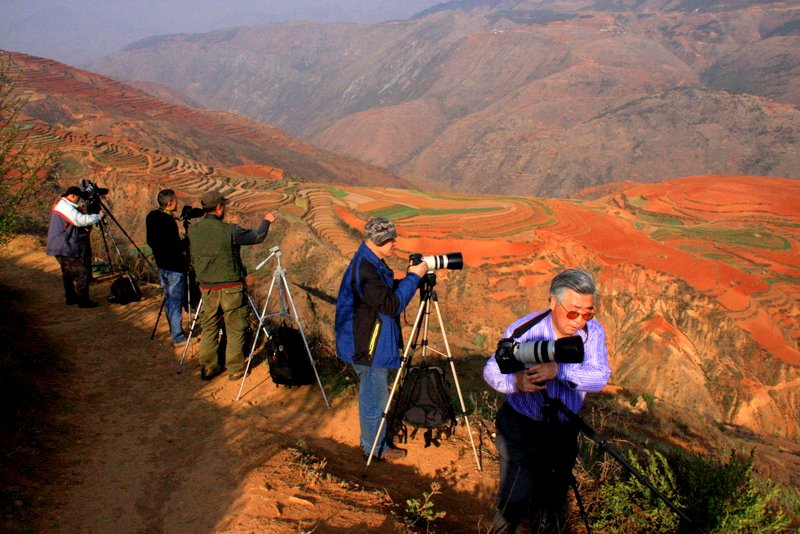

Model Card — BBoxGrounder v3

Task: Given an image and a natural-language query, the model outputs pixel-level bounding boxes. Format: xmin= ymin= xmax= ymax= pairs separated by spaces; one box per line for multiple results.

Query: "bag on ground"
xmin=394 ymin=365 xmax=456 ymax=447
xmin=109 ymin=275 xmax=140 ymax=305
xmin=266 ymin=324 xmax=315 ymax=387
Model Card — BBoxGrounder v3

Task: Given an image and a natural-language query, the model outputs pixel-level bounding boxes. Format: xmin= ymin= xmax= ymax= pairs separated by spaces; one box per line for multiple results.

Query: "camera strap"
xmin=510 ymin=309 xmax=551 ymax=340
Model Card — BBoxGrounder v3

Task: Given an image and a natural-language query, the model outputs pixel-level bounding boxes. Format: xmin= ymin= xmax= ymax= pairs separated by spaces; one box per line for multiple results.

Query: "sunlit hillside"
xmin=4 ymin=48 xmax=799 ymax=492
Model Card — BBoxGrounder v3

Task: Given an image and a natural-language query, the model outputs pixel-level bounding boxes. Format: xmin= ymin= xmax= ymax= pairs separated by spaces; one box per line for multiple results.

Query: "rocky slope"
xmin=88 ymin=0 xmax=800 ymax=196
xmin=3 ymin=51 xmax=409 ymax=189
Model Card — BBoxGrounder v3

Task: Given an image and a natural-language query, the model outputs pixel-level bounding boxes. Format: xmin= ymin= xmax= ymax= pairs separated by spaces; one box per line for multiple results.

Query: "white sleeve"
xmin=54 ymin=199 xmax=101 ymax=227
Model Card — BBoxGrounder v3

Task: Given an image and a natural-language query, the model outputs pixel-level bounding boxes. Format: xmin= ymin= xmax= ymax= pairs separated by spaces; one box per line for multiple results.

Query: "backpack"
xmin=393 ymin=365 xmax=457 ymax=447
xmin=266 ymin=324 xmax=316 ymax=387
xmin=109 ymin=275 xmax=141 ymax=304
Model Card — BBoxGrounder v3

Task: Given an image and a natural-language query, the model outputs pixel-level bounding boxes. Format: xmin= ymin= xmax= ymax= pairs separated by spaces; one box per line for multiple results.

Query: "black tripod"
xmin=363 ymin=272 xmax=481 ymax=476
xmin=541 ymin=391 xmax=702 ymax=533
xmin=94 ymin=196 xmax=155 ymax=299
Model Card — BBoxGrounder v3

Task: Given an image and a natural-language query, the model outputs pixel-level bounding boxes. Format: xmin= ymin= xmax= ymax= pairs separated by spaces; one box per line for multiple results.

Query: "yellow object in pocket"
xmin=368 ymin=320 xmax=382 ymax=356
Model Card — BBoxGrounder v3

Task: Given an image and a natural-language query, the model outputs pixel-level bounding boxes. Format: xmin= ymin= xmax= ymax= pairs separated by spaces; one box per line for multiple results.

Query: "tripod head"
xmin=255 ymin=245 xmax=282 ymax=271
xmin=418 ymin=271 xmax=437 ymax=300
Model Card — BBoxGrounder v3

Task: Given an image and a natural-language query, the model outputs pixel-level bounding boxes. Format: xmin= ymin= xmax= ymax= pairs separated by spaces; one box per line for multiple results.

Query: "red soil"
xmin=229 ymin=165 xmax=284 ymax=180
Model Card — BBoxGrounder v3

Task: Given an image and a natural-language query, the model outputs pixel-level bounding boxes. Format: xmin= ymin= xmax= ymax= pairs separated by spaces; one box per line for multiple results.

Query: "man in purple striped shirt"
xmin=484 ymin=268 xmax=611 ymax=533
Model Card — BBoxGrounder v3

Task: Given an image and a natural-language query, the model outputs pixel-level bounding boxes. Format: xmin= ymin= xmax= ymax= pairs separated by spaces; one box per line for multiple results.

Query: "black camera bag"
xmin=266 ymin=324 xmax=315 ymax=387
xmin=109 ymin=275 xmax=141 ymax=305
xmin=394 ymin=365 xmax=456 ymax=447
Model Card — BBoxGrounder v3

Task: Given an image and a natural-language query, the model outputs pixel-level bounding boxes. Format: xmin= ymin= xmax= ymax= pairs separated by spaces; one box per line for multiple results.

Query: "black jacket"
xmin=146 ymin=208 xmax=187 ymax=272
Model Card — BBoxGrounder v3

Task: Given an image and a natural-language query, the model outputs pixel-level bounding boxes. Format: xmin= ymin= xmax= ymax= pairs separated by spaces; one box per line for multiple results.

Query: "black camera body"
xmin=180 ymin=205 xmax=205 ymax=221
xmin=495 ymin=336 xmax=584 ymax=374
xmin=409 ymin=252 xmax=463 ymax=271
xmin=79 ymin=179 xmax=109 ymax=215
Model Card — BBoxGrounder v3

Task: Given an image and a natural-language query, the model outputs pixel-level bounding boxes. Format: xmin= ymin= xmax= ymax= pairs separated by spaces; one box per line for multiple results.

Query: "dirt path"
xmin=1 ymin=237 xmax=496 ymax=533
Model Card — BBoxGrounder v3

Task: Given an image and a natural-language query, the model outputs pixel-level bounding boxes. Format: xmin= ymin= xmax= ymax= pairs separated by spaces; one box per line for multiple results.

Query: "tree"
xmin=0 ymin=53 xmax=58 ymax=245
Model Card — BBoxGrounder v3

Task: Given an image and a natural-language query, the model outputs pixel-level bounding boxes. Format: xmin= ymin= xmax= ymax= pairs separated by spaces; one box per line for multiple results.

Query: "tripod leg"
xmin=431 ymin=298 xmax=482 ymax=472
xmin=98 ymin=221 xmax=114 ymax=274
xmin=236 ymin=292 xmax=273 ymax=401
xmin=276 ymin=270 xmax=331 ymax=408
xmin=177 ymin=298 xmax=202 ymax=374
xmin=150 ymin=297 xmax=165 ymax=340
xmin=363 ymin=297 xmax=428 ymax=476
xmin=247 ymin=294 xmax=272 ymax=341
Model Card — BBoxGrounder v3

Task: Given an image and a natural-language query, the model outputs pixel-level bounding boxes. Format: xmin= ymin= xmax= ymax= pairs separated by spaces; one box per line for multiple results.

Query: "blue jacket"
xmin=335 ymin=242 xmax=421 ymax=368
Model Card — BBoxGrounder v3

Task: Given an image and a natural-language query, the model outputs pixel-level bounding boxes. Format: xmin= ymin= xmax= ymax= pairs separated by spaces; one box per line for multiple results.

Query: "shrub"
xmin=676 ymin=449 xmax=789 ymax=533
xmin=589 ymin=447 xmax=790 ymax=533
xmin=591 ymin=449 xmax=681 ymax=533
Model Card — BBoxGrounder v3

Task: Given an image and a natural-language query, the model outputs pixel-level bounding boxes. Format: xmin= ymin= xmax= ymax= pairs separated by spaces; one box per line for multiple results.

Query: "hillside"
xmin=4 ymin=44 xmax=799 ymax=446
xmin=2 ymin=51 xmax=410 ymax=189
xmin=87 ymin=0 xmax=800 ymax=196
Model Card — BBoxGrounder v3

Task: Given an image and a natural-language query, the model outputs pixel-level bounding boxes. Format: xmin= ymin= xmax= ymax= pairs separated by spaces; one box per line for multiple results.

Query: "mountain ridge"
xmin=88 ymin=0 xmax=800 ymax=196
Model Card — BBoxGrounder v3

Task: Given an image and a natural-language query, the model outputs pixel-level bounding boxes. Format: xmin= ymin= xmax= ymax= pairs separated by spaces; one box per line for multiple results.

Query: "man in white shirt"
xmin=46 ymin=185 xmax=104 ymax=308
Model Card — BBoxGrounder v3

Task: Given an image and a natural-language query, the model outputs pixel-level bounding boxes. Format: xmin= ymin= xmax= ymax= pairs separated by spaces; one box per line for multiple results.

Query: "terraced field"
xmin=609 ymin=176 xmax=800 ymax=365
xmin=6 ymin=47 xmax=798 ymax=440
xmin=34 ymin=122 xmax=799 ymax=373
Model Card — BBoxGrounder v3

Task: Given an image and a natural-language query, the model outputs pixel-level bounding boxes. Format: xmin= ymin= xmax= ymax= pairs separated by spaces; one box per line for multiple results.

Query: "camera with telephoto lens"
xmin=495 ymin=335 xmax=584 ymax=374
xmin=409 ymin=252 xmax=463 ymax=271
xmin=79 ymin=179 xmax=109 ymax=214
xmin=180 ymin=205 xmax=205 ymax=221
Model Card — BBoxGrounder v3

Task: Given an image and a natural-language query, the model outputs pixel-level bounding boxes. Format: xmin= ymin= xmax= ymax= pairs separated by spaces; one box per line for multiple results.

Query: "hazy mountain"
xmin=88 ymin=0 xmax=800 ymax=196
xmin=0 ymin=0 xmax=442 ymax=66
xmin=4 ymin=51 xmax=408 ymax=189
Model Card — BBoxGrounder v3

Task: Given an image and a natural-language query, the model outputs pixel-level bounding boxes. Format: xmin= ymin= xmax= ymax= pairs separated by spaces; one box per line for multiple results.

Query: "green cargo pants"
xmin=198 ymin=284 xmax=249 ymax=375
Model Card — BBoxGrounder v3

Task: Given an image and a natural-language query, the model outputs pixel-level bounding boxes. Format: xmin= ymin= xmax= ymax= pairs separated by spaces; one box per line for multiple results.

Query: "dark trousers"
xmin=492 ymin=402 xmax=579 ymax=533
xmin=198 ymin=285 xmax=248 ymax=375
xmin=56 ymin=255 xmax=89 ymax=302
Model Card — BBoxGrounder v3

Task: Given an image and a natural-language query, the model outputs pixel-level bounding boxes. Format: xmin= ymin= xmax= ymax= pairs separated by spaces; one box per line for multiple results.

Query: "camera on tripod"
xmin=79 ymin=179 xmax=109 ymax=214
xmin=409 ymin=252 xmax=463 ymax=271
xmin=495 ymin=335 xmax=584 ymax=374
xmin=180 ymin=205 xmax=205 ymax=221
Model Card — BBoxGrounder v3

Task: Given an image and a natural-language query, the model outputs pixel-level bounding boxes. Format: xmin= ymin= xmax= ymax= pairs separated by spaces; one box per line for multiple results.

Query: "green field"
xmin=366 ymin=205 xmax=501 ymax=219
xmin=651 ymin=226 xmax=791 ymax=250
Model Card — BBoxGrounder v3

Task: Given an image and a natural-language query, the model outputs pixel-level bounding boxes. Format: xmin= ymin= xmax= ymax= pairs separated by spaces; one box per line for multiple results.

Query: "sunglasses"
xmin=558 ymin=301 xmax=595 ymax=321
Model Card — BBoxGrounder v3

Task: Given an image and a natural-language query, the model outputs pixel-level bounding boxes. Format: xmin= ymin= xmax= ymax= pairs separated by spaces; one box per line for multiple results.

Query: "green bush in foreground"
xmin=591 ymin=450 xmax=681 ymax=533
xmin=676 ymin=449 xmax=788 ymax=533
xmin=590 ymin=448 xmax=789 ymax=533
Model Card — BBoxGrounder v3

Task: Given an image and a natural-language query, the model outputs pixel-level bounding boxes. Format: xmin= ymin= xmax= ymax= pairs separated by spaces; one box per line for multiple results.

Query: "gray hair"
xmin=549 ymin=268 xmax=596 ymax=302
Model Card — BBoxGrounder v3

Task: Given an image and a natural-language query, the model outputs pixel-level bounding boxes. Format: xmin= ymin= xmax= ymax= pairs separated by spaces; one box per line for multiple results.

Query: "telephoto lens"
xmin=410 ymin=252 xmax=463 ymax=271
xmin=495 ymin=335 xmax=584 ymax=374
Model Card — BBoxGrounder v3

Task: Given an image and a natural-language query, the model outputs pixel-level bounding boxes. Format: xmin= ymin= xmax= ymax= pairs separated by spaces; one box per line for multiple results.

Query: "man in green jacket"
xmin=190 ymin=191 xmax=276 ymax=381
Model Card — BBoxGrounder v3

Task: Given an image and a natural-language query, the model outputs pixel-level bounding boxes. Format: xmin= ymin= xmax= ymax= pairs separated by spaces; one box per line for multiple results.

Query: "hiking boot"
xmin=228 ymin=368 xmax=250 ymax=381
xmin=200 ymin=366 xmax=223 ymax=381
xmin=78 ymin=298 xmax=99 ymax=308
xmin=379 ymin=447 xmax=407 ymax=462
xmin=66 ymin=295 xmax=79 ymax=305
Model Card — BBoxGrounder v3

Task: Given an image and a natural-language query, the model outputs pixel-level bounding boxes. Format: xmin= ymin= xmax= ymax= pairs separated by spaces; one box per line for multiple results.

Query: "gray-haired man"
xmin=484 ymin=268 xmax=611 ymax=532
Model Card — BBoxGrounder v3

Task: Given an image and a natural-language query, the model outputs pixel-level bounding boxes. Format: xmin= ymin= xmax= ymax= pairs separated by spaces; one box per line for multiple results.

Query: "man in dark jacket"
xmin=335 ymin=217 xmax=427 ymax=461
xmin=46 ymin=185 xmax=104 ymax=308
xmin=189 ymin=190 xmax=276 ymax=381
xmin=146 ymin=189 xmax=189 ymax=344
